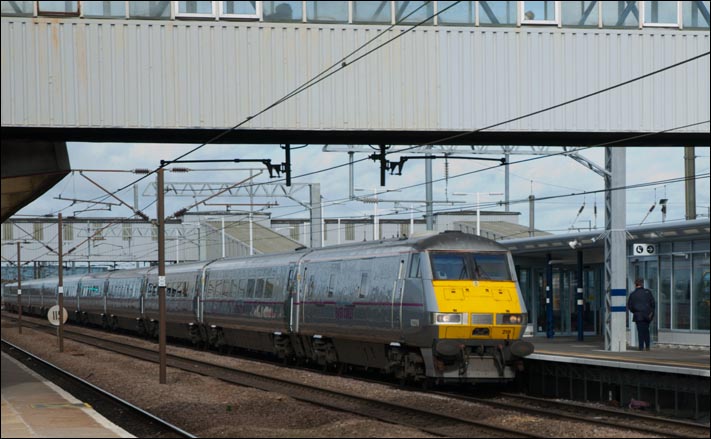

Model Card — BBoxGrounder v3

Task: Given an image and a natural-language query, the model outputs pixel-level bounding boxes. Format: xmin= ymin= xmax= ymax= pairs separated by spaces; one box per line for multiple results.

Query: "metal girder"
xmin=322 ymin=145 xmax=591 ymax=155
xmin=145 ymin=182 xmax=311 ymax=199
xmin=562 ymin=147 xmax=610 ymax=177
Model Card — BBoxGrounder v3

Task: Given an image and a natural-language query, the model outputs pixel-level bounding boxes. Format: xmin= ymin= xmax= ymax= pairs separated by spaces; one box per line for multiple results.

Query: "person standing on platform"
xmin=627 ymin=279 xmax=656 ymax=351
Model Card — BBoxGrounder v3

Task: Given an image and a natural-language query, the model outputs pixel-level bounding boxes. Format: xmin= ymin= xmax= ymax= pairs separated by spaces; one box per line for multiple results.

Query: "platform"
xmin=1 ymin=352 xmax=133 ymax=438
xmin=523 ymin=336 xmax=710 ymax=420
xmin=528 ymin=336 xmax=710 ymax=377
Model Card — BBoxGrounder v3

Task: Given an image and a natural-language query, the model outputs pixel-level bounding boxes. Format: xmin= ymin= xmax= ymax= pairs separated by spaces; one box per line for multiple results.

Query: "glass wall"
xmin=1 ymin=1 xmax=34 ymax=15
xmin=83 ymin=1 xmax=125 ymax=18
xmin=479 ymin=0 xmax=518 ymax=25
xmin=222 ymin=1 xmax=259 ymax=16
xmin=128 ymin=1 xmax=171 ymax=19
xmin=692 ymin=251 xmax=711 ymax=331
xmin=3 ymin=1 xmax=709 ymax=30
xmin=683 ymin=0 xmax=711 ymax=28
xmin=306 ymin=1 xmax=347 ymax=23
xmin=353 ymin=1 xmax=392 ymax=24
xmin=37 ymin=0 xmax=78 ymax=15
xmin=263 ymin=1 xmax=301 ymax=21
xmin=438 ymin=0 xmax=476 ymax=25
xmin=394 ymin=1 xmax=434 ymax=24
xmin=645 ymin=239 xmax=709 ymax=334
xmin=672 ymin=253 xmax=691 ymax=330
xmin=601 ymin=1 xmax=640 ymax=27
xmin=516 ymin=266 xmax=533 ymax=323
xmin=561 ymin=1 xmax=599 ymax=26
xmin=659 ymin=254 xmax=672 ymax=329
xmin=176 ymin=1 xmax=214 ymax=15
xmin=644 ymin=0 xmax=679 ymax=26
xmin=521 ymin=0 xmax=556 ymax=22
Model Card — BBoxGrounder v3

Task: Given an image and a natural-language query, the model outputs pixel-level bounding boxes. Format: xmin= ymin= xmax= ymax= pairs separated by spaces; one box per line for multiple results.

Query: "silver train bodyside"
xmin=2 ymin=231 xmax=533 ymax=383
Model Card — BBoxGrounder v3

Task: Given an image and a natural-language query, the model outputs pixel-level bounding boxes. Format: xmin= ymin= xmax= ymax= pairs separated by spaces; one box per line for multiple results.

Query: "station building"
xmin=503 ymin=219 xmax=710 ymax=348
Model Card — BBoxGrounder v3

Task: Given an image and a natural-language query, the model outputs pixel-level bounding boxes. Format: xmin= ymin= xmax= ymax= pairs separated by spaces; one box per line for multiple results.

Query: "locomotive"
xmin=2 ymin=231 xmax=533 ymax=384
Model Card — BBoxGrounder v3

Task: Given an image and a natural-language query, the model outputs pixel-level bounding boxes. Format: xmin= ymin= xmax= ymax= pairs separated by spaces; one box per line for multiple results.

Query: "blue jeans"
xmin=636 ymin=321 xmax=651 ymax=350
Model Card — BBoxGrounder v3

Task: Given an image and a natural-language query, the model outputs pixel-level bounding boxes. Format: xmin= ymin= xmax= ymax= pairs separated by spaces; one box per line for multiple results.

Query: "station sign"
xmin=633 ymin=243 xmax=656 ymax=256
xmin=47 ymin=305 xmax=68 ymax=326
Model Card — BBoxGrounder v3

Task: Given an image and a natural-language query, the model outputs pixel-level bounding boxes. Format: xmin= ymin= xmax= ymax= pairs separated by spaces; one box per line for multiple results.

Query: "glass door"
xmin=535 ymin=268 xmax=547 ymax=335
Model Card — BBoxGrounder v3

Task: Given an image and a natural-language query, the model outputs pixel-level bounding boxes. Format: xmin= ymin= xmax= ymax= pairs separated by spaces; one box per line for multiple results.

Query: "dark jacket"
xmin=627 ymin=287 xmax=656 ymax=323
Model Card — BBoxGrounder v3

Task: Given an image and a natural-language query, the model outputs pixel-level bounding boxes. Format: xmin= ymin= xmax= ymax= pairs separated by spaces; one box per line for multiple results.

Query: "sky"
xmin=12 ymin=144 xmax=711 ymax=235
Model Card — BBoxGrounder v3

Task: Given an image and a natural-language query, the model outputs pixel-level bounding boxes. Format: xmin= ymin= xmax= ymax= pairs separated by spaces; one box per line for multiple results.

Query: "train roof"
xmin=3 ymin=232 xmax=507 ymax=286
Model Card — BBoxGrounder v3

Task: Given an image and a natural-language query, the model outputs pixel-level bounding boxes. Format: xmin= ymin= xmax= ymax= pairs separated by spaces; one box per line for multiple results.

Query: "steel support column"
xmin=425 ymin=155 xmax=433 ymax=230
xmin=546 ymin=253 xmax=554 ymax=338
xmin=604 ymin=147 xmax=627 ymax=352
xmin=684 ymin=146 xmax=696 ymax=220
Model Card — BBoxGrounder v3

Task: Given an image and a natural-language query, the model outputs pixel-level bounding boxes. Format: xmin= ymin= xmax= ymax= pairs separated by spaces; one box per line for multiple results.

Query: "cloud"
xmin=10 ymin=145 xmax=710 ymax=234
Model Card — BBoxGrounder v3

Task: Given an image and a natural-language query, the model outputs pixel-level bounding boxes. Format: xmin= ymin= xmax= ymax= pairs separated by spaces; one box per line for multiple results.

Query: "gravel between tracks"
xmin=1 ymin=316 xmax=661 ymax=438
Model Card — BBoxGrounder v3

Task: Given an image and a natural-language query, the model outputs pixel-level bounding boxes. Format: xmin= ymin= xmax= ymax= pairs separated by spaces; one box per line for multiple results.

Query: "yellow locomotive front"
xmin=423 ymin=251 xmax=534 ymax=382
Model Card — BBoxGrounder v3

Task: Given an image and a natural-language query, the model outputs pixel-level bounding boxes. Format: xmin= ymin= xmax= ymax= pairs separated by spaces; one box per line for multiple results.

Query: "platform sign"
xmin=47 ymin=305 xmax=68 ymax=326
xmin=633 ymin=243 xmax=656 ymax=256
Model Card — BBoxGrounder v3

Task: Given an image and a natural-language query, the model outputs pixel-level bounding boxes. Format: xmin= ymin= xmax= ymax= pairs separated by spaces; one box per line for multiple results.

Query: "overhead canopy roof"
xmin=500 ymin=219 xmax=710 ymax=263
xmin=1 ymin=141 xmax=70 ymax=223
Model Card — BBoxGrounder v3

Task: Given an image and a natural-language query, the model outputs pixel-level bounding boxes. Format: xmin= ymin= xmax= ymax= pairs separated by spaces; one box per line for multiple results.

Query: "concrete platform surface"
xmin=1 ymin=352 xmax=133 ymax=438
xmin=528 ymin=336 xmax=710 ymax=376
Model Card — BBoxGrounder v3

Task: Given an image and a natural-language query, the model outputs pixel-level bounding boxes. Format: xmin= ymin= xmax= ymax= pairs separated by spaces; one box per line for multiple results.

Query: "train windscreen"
xmin=431 ymin=252 xmax=511 ymax=281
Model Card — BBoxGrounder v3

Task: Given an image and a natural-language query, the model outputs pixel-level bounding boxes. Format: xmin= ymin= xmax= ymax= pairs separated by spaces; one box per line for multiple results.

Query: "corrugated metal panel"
xmin=1 ymin=17 xmax=709 ymax=134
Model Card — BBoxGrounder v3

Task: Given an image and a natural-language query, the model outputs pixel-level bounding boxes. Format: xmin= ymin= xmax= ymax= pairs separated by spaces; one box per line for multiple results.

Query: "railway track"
xmin=437 ymin=390 xmax=710 ymax=438
xmin=1 ymin=339 xmax=196 ymax=439
xmin=4 ymin=314 xmax=542 ymax=438
xmin=8 ymin=313 xmax=709 ymax=438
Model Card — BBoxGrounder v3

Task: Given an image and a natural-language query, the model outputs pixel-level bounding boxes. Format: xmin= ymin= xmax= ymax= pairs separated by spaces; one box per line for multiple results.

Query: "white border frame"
xmin=640 ymin=0 xmax=682 ymax=28
xmin=79 ymin=1 xmax=130 ymax=19
xmin=520 ymin=0 xmax=560 ymax=25
xmin=173 ymin=0 xmax=218 ymax=19
xmin=37 ymin=0 xmax=80 ymax=16
xmin=218 ymin=1 xmax=261 ymax=20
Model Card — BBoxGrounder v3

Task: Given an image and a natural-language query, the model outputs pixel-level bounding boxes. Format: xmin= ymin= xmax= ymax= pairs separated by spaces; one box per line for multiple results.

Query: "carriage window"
xmin=208 ymin=279 xmax=223 ymax=297
xmin=431 ymin=254 xmax=468 ymax=280
xmin=255 ymin=279 xmax=265 ymax=298
xmin=246 ymin=279 xmax=256 ymax=298
xmin=218 ymin=280 xmax=229 ymax=298
xmin=306 ymin=275 xmax=315 ymax=298
xmin=227 ymin=279 xmax=239 ymax=297
xmin=327 ymin=274 xmax=336 ymax=297
xmin=431 ymin=252 xmax=512 ymax=281
xmin=264 ymin=279 xmax=275 ymax=298
xmin=238 ymin=279 xmax=248 ymax=297
xmin=409 ymin=254 xmax=421 ymax=278
xmin=358 ymin=273 xmax=369 ymax=298
xmin=471 ymin=254 xmax=511 ymax=281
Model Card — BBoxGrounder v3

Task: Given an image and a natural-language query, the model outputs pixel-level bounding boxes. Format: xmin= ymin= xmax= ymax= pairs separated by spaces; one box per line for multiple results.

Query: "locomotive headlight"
xmin=497 ymin=313 xmax=528 ymax=325
xmin=432 ymin=313 xmax=466 ymax=324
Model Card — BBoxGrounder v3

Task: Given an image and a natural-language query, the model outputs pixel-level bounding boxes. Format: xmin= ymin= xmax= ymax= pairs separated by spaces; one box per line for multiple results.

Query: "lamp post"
xmin=453 ymin=192 xmax=503 ymax=236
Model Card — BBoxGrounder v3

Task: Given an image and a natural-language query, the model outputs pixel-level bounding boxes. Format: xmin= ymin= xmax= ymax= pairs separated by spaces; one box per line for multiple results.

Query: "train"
xmin=2 ymin=231 xmax=533 ymax=384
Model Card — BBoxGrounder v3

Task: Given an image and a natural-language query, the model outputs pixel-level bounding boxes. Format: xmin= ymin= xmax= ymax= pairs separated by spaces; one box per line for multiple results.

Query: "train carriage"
xmin=144 ymin=262 xmax=207 ymax=339
xmin=105 ymin=267 xmax=151 ymax=334
xmin=2 ymin=231 xmax=533 ymax=384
